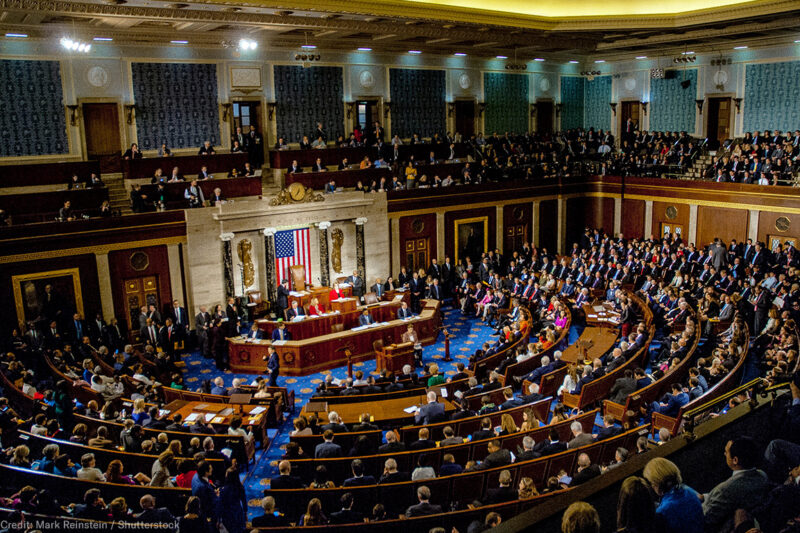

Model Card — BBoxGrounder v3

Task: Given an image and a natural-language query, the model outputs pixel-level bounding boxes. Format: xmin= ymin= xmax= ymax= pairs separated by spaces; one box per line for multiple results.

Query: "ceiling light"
xmin=171 ymin=40 xmax=188 ymax=44
xmin=239 ymin=39 xmax=257 ymax=50
xmin=636 ymin=56 xmax=647 ymax=59
xmin=5 ymin=33 xmax=28 ymax=38
xmin=301 ymin=44 xmax=316 ymax=49
xmin=496 ymin=55 xmax=508 ymax=59
xmin=796 ymin=40 xmax=800 ymax=43
xmin=534 ymin=58 xmax=545 ymax=62
xmin=60 ymin=37 xmax=91 ymax=52
xmin=357 ymin=47 xmax=372 ymax=51
xmin=568 ymin=60 xmax=579 ymax=64
xmin=734 ymin=46 xmax=748 ymax=49
xmin=594 ymin=60 xmax=605 ymax=63
xmin=454 ymin=52 xmax=467 ymax=56
xmin=408 ymin=50 xmax=422 ymax=54
xmin=93 ymin=37 xmax=112 ymax=41
xmin=681 ymin=51 xmax=694 ymax=55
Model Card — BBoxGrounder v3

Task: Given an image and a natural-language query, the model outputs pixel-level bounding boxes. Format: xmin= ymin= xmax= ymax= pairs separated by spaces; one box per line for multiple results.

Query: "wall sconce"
xmin=695 ymin=99 xmax=704 ymax=114
xmin=609 ymin=102 xmax=617 ymax=116
xmin=477 ymin=102 xmax=486 ymax=117
xmin=345 ymin=102 xmax=355 ymax=120
xmin=123 ymin=104 xmax=136 ymax=125
xmin=266 ymin=102 xmax=276 ymax=121
xmin=383 ymin=102 xmax=391 ymax=118
xmin=555 ymin=103 xmax=563 ymax=117
xmin=641 ymin=102 xmax=648 ymax=116
xmin=447 ymin=102 xmax=455 ymax=118
xmin=733 ymin=98 xmax=743 ymax=113
xmin=66 ymin=105 xmax=80 ymax=126
xmin=220 ymin=103 xmax=232 ymax=121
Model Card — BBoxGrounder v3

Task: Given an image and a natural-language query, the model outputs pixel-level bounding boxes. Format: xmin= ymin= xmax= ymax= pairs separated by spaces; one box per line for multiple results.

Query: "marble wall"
xmin=184 ymin=192 xmax=389 ymax=314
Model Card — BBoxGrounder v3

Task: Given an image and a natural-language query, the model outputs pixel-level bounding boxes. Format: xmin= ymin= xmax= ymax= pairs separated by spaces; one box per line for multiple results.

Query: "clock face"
xmin=288 ymin=182 xmax=306 ymax=201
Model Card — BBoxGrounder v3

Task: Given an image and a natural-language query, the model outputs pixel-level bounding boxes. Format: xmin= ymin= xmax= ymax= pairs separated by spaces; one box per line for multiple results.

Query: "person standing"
xmin=195 ymin=306 xmax=211 ymax=358
xmin=247 ymin=125 xmax=264 ymax=168
xmin=266 ymin=345 xmax=280 ymax=387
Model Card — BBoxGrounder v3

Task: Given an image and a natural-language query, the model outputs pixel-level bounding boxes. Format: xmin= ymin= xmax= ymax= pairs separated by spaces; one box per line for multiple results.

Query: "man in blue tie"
xmin=265 ymin=345 xmax=280 ymax=387
xmin=428 ymin=279 xmax=442 ymax=300
xmin=370 ymin=278 xmax=384 ymax=299
xmin=397 ymin=301 xmax=413 ymax=319
xmin=72 ymin=313 xmax=85 ymax=343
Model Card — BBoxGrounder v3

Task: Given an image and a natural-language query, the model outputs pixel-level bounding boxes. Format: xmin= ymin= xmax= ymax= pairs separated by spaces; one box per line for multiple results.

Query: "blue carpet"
xmin=181 ymin=306 xmax=505 ymax=518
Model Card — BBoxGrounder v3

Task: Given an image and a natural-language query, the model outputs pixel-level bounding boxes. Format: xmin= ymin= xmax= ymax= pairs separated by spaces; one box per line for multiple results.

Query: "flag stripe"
xmin=275 ymin=228 xmax=311 ymax=290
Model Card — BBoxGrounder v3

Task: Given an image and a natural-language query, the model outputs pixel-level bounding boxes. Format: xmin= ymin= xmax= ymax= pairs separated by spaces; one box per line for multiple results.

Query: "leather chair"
xmin=363 ymin=291 xmax=379 ymax=305
xmin=335 ymin=276 xmax=349 ymax=285
xmin=246 ymin=290 xmax=268 ymax=318
xmin=290 ymin=264 xmax=306 ymax=291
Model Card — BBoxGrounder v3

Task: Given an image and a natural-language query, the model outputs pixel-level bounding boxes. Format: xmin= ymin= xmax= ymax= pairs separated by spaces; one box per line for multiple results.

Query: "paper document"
xmin=403 ymin=406 xmax=419 ymax=414
xmin=249 ymin=406 xmax=267 ymax=415
xmin=185 ymin=413 xmax=200 ymax=422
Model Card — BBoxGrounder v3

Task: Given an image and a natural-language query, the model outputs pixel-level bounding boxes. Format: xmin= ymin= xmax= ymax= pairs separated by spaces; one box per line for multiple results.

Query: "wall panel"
xmin=502 ymin=202 xmax=533 ymax=254
xmin=649 ymin=69 xmax=697 ymax=133
xmin=621 ymin=199 xmax=645 ymax=239
xmin=484 ymin=72 xmax=529 ymax=134
xmin=398 ymin=214 xmax=437 ymax=270
xmin=697 ymin=206 xmax=748 ymax=247
xmin=444 ymin=207 xmax=496 ymax=264
xmin=559 ymin=77 xmax=584 ymax=131
xmin=389 ymin=68 xmax=445 ymax=138
xmin=108 ymin=245 xmax=173 ymax=334
xmin=757 ymin=211 xmax=799 ymax=247
xmin=743 ymin=62 xmax=800 ymax=132
xmin=584 ymin=75 xmax=612 ymax=131
xmin=652 ymin=201 xmax=690 ymax=239
xmin=538 ymin=200 xmax=558 ymax=253
xmin=565 ymin=197 xmax=615 ymax=247
xmin=274 ymin=65 xmax=344 ymax=143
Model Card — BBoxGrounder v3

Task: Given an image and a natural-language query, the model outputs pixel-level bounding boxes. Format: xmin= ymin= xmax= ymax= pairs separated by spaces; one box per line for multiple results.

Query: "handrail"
xmin=683 ymin=377 xmax=765 ymax=419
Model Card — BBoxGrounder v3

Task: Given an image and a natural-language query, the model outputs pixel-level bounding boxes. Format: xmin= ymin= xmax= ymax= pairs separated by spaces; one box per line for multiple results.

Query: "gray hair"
xmin=571 ymin=421 xmax=583 ymax=434
xmin=328 ymin=411 xmax=339 ymax=423
xmin=522 ymin=436 xmax=535 ymax=450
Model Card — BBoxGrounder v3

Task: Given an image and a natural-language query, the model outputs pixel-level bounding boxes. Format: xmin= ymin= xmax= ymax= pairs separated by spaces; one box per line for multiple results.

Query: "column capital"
xmin=354 ymin=217 xmax=368 ymax=226
xmin=317 ymin=221 xmax=332 ymax=230
xmin=219 ymin=232 xmax=235 ymax=242
xmin=263 ymin=227 xmax=277 ymax=237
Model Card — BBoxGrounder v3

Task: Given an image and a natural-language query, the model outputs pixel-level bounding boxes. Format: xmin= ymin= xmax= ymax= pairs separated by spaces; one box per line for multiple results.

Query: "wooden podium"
xmin=375 ymin=341 xmax=415 ymax=373
xmin=330 ymin=297 xmax=357 ymax=314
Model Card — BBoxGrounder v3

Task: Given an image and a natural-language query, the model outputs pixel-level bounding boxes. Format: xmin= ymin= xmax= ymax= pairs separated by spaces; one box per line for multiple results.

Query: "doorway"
xmin=404 ymin=238 xmax=429 ymax=274
xmin=660 ymin=223 xmax=684 ymax=240
xmin=82 ymin=103 xmax=121 ymax=173
xmin=356 ymin=99 xmax=380 ymax=132
xmin=620 ymin=101 xmax=641 ymax=134
xmin=455 ymin=100 xmax=475 ymax=137
xmin=124 ymin=276 xmax=159 ymax=341
xmin=535 ymin=101 xmax=554 ymax=134
xmin=706 ymin=97 xmax=732 ymax=149
xmin=505 ymin=224 xmax=528 ymax=255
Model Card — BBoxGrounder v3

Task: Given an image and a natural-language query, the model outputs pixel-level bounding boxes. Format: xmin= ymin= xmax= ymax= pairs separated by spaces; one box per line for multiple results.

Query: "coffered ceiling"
xmin=1 ymin=0 xmax=799 ymax=62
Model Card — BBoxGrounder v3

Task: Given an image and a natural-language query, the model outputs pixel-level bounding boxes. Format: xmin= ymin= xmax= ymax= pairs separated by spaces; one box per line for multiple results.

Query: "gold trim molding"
xmin=12 ymin=268 xmax=83 ymax=329
xmin=0 ymin=236 xmax=187 ymax=264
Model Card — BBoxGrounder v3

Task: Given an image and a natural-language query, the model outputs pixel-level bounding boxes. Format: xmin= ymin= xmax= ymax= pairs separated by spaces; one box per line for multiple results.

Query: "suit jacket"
xmin=269 ymin=475 xmax=304 ymax=489
xmin=271 ymin=328 xmax=291 ymax=341
xmin=314 ymin=441 xmax=342 ymax=458
xmin=567 ymin=433 xmax=594 ymax=449
xmin=536 ymin=440 xmax=567 ymax=456
xmin=571 ymin=464 xmax=602 ymax=485
xmin=595 ymin=426 xmax=623 ymax=441
xmin=329 ymin=509 xmax=364 ymax=524
xmin=397 ymin=307 xmax=414 ymax=319
xmin=342 ymin=475 xmax=376 ymax=487
xmin=406 ymin=502 xmax=443 ymax=517
xmin=703 ymin=469 xmax=772 ymax=531
xmin=286 ymin=306 xmax=305 ymax=320
xmin=415 ymin=402 xmax=446 ymax=425
xmin=609 ymin=377 xmax=637 ymax=404
xmin=484 ymin=486 xmax=518 ymax=505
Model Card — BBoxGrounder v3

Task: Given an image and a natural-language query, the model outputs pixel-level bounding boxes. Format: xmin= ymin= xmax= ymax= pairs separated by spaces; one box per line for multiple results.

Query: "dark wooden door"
xmin=83 ymin=103 xmax=121 ymax=172
xmin=707 ymin=97 xmax=731 ymax=147
xmin=535 ymin=101 xmax=553 ymax=134
xmin=621 ymin=101 xmax=640 ymax=132
xmin=404 ymin=238 xmax=429 ymax=274
xmin=504 ymin=224 xmax=528 ymax=255
xmin=455 ymin=100 xmax=475 ymax=137
xmin=124 ymin=276 xmax=159 ymax=341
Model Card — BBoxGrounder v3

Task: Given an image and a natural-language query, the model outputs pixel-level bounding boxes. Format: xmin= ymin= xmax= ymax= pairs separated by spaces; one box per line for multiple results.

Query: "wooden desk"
xmin=160 ymin=399 xmax=269 ymax=446
xmin=270 ymin=147 xmax=372 ymax=169
xmin=285 ymin=167 xmax=391 ymax=189
xmin=138 ymin=176 xmax=261 ymax=209
xmin=287 ymin=286 xmax=352 ymax=310
xmin=299 ymin=393 xmax=454 ymax=425
xmin=582 ymin=303 xmax=622 ymax=327
xmin=229 ymin=299 xmax=441 ymax=376
xmin=257 ymin=300 xmax=402 ymax=339
xmin=0 ymin=187 xmax=109 ymax=223
xmin=121 ymin=153 xmax=248 ymax=179
xmin=0 ymin=160 xmax=101 ymax=189
xmin=561 ymin=327 xmax=620 ymax=365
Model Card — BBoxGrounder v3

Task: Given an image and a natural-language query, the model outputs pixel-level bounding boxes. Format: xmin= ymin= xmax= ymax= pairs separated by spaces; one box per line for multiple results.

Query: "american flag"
xmin=275 ymin=228 xmax=311 ymax=289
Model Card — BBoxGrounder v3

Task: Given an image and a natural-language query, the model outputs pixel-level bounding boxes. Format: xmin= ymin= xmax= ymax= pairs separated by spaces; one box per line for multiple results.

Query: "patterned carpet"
xmin=180 ymin=305 xmax=544 ymax=518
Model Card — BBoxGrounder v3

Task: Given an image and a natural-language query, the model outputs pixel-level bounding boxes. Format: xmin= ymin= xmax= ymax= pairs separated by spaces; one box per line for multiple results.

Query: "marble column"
xmin=94 ymin=252 xmax=115 ymax=322
xmin=355 ymin=217 xmax=367 ymax=279
xmin=263 ymin=227 xmax=277 ymax=303
xmin=317 ymin=221 xmax=331 ymax=287
xmin=644 ymin=200 xmax=654 ymax=238
xmin=220 ymin=233 xmax=235 ymax=299
xmin=688 ymin=204 xmax=699 ymax=245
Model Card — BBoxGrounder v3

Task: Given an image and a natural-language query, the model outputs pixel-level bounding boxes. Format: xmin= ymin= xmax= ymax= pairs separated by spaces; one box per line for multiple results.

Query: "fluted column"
xmin=317 ymin=221 xmax=331 ymax=287
xmin=220 ymin=232 xmax=235 ymax=299
xmin=355 ymin=217 xmax=368 ymax=279
xmin=263 ymin=227 xmax=277 ymax=304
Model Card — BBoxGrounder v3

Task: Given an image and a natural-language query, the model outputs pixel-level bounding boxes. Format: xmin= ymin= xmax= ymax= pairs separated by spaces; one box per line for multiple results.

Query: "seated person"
xmin=208 ymin=187 xmax=225 ymax=204
xmin=286 ymin=300 xmax=305 ymax=320
xmin=241 ymin=162 xmax=256 ymax=177
xmin=184 ymin=180 xmax=205 ymax=208
xmin=288 ymin=160 xmax=302 ymax=173
xmin=325 ymin=180 xmax=337 ymax=194
xmin=198 ymin=141 xmax=215 ymax=155
xmin=338 ymin=158 xmax=349 ymax=170
xmin=197 ymin=166 xmax=212 ymax=180
xmin=329 ymin=283 xmax=345 ymax=301
xmin=308 ymin=297 xmax=325 ymax=316
xmin=358 ymin=309 xmax=374 ymax=327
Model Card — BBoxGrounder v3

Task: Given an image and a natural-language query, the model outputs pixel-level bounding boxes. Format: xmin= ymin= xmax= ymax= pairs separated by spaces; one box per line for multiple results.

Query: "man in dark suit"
xmin=141 ymin=318 xmax=160 ymax=350
xmin=358 ymin=309 xmax=375 ymax=327
xmin=594 ymin=415 xmax=623 ymax=441
xmin=409 ymin=428 xmax=436 ymax=450
xmin=251 ymin=497 xmax=289 ymax=528
xmin=471 ymin=418 xmax=495 ymax=442
xmin=195 ymin=306 xmax=212 ymax=358
xmin=314 ymin=430 xmax=343 ymax=458
xmin=570 ymin=453 xmax=602 ymax=485
xmin=378 ymin=431 xmax=406 ymax=454
xmin=370 ymin=278 xmax=386 ymax=299
xmin=245 ymin=324 xmax=262 ymax=340
xmin=265 ymin=345 xmax=280 ymax=387
xmin=609 ymin=369 xmax=637 ymax=404
xmin=70 ymin=313 xmax=87 ymax=344
xmin=158 ymin=318 xmax=178 ymax=362
xmin=271 ymin=321 xmax=291 ymax=341
xmin=397 ymin=301 xmax=414 ymax=319
xmin=499 ymin=388 xmax=524 ymax=410
xmin=405 ymin=486 xmax=442 ymax=517
xmin=330 ymin=492 xmax=363 ymax=524
xmin=285 ymin=300 xmax=305 ymax=320
xmin=170 ymin=300 xmax=189 ymax=334
xmin=478 ymin=440 xmax=512 ymax=469
xmin=342 ymin=459 xmax=377 ymax=487
xmin=276 ymin=279 xmax=291 ymax=316
xmin=247 ymin=125 xmax=264 ymax=168
xmin=650 ymin=383 xmax=690 ymax=417
xmin=134 ymin=495 xmax=175 ymax=525
xmin=225 ymin=297 xmax=240 ymax=337
xmin=484 ymin=469 xmax=518 ymax=504
xmin=415 ymin=391 xmax=447 ymax=425
xmin=348 ymin=270 xmax=365 ymax=299
xmin=288 ymin=160 xmax=302 ymax=173
xmin=269 ymin=460 xmax=305 ymax=488
xmin=320 ymin=412 xmax=348 ymax=433
xmin=535 ymin=428 xmax=567 ymax=456
xmin=516 ymin=436 xmax=540 ymax=462
xmin=605 ymin=348 xmax=626 ymax=373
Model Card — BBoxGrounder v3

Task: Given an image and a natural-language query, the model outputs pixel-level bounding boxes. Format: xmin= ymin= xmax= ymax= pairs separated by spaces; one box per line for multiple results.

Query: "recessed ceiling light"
xmin=357 ymin=47 xmax=372 ymax=51
xmin=93 ymin=37 xmax=112 ymax=41
xmin=301 ymin=44 xmax=316 ymax=49
xmin=636 ymin=56 xmax=647 ymax=59
xmin=5 ymin=33 xmax=28 ymax=38
xmin=681 ymin=51 xmax=694 ymax=55
xmin=568 ymin=60 xmax=579 ymax=64
xmin=454 ymin=52 xmax=467 ymax=56
xmin=534 ymin=58 xmax=545 ymax=62
xmin=594 ymin=60 xmax=605 ymax=63
xmin=239 ymin=39 xmax=257 ymax=50
xmin=496 ymin=55 xmax=508 ymax=59
xmin=408 ymin=50 xmax=422 ymax=54
xmin=171 ymin=40 xmax=188 ymax=44
xmin=734 ymin=45 xmax=748 ymax=49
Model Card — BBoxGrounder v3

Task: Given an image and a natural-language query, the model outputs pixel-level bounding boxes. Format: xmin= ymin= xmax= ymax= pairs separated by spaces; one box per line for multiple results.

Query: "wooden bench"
xmin=0 ymin=187 xmax=109 ymax=224
xmin=0 ymin=160 xmax=101 ymax=188
xmin=138 ymin=176 xmax=261 ymax=210
xmin=121 ymin=152 xmax=248 ymax=179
